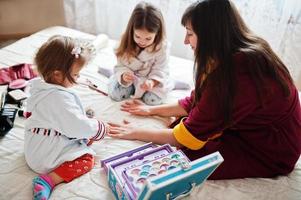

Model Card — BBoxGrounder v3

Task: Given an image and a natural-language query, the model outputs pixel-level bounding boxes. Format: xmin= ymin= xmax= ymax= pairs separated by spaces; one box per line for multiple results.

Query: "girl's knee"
xmin=81 ymin=154 xmax=94 ymax=171
xmin=109 ymin=90 xmax=128 ymax=101
xmin=108 ymin=79 xmax=134 ymax=101
xmin=142 ymin=92 xmax=162 ymax=105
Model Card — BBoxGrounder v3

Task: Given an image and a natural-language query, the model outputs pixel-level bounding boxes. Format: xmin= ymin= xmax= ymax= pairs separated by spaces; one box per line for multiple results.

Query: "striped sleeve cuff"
xmin=173 ymin=119 xmax=223 ymax=150
xmin=90 ymin=120 xmax=106 ymax=141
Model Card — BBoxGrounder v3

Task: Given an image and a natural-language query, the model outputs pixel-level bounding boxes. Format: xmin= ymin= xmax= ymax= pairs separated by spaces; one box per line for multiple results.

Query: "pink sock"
xmin=33 ymin=175 xmax=55 ymax=200
xmin=34 ymin=184 xmax=44 ymax=193
xmin=40 ymin=174 xmax=55 ymax=189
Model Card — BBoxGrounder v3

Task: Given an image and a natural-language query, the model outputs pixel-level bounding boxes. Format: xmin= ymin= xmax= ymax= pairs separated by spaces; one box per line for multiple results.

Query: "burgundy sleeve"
xmin=173 ymin=54 xmax=260 ymax=149
xmin=178 ymin=90 xmax=195 ymax=113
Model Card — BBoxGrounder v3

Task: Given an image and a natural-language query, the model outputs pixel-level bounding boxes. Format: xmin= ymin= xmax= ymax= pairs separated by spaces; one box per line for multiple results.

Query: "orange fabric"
xmin=53 ymin=154 xmax=94 ymax=182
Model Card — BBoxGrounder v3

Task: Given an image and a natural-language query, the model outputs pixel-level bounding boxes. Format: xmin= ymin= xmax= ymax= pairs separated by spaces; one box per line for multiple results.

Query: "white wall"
xmin=63 ymin=0 xmax=301 ymax=90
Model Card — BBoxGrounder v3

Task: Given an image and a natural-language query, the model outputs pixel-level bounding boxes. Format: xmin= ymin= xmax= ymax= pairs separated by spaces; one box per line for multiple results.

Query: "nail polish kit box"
xmin=101 ymin=143 xmax=223 ymax=200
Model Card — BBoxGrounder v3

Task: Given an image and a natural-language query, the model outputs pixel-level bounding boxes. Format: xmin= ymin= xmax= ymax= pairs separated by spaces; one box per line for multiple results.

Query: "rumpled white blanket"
xmin=0 ymin=26 xmax=300 ymax=200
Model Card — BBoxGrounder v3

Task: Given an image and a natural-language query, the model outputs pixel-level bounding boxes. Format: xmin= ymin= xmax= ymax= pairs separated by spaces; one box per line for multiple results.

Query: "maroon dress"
xmin=172 ymin=53 xmax=301 ymax=179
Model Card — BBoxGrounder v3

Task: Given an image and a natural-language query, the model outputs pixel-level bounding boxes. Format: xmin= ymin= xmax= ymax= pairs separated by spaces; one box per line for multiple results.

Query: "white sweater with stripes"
xmin=24 ymin=78 xmax=106 ymax=174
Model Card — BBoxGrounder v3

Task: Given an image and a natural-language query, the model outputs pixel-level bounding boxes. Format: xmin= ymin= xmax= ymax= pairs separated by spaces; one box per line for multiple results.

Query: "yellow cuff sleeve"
xmin=173 ymin=119 xmax=223 ymax=150
xmin=173 ymin=120 xmax=207 ymax=150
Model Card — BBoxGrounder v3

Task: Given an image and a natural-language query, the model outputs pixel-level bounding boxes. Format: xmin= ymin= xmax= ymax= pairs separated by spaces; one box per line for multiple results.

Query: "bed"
xmin=0 ymin=26 xmax=300 ymax=200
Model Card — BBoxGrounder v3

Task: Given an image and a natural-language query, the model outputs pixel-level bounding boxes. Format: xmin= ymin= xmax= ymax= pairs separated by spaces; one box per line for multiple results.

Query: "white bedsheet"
xmin=0 ymin=26 xmax=300 ymax=200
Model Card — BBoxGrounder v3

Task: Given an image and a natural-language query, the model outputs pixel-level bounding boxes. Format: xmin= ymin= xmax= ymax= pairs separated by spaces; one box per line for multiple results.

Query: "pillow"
xmin=98 ymin=66 xmax=113 ymax=79
xmin=92 ymin=34 xmax=109 ymax=51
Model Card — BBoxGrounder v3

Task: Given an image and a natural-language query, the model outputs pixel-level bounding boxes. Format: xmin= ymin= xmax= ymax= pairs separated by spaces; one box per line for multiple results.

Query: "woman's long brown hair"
xmin=182 ymin=0 xmax=293 ymax=126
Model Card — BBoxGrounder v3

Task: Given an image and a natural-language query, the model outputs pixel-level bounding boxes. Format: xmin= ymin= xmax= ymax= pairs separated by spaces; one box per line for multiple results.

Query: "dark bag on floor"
xmin=0 ymin=107 xmax=17 ymax=137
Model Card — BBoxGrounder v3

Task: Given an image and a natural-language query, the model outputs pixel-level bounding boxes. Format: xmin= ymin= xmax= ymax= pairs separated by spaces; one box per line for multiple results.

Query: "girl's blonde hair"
xmin=115 ymin=1 xmax=166 ymax=59
xmin=35 ymin=35 xmax=92 ymax=84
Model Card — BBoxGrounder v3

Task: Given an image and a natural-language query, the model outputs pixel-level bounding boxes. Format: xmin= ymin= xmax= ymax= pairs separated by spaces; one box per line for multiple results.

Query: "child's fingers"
xmin=129 ymin=75 xmax=135 ymax=81
xmin=140 ymin=84 xmax=147 ymax=90
xmin=125 ymin=73 xmax=135 ymax=81
xmin=123 ymin=75 xmax=134 ymax=83
xmin=87 ymin=140 xmax=94 ymax=146
xmin=125 ymin=77 xmax=133 ymax=82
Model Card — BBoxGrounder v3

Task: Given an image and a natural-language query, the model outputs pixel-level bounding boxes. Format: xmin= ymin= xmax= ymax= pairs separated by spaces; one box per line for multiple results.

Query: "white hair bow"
xmin=71 ymin=46 xmax=82 ymax=58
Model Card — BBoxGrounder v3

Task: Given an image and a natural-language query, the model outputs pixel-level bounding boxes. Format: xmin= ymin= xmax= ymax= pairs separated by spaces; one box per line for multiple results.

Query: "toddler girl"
xmin=24 ymin=35 xmax=108 ymax=200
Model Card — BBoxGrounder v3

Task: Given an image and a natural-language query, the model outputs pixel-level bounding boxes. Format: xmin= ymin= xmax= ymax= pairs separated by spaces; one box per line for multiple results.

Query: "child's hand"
xmin=87 ymin=122 xmax=110 ymax=146
xmin=122 ymin=72 xmax=135 ymax=84
xmin=140 ymin=79 xmax=155 ymax=91
xmin=120 ymin=99 xmax=151 ymax=116
xmin=87 ymin=139 xmax=94 ymax=146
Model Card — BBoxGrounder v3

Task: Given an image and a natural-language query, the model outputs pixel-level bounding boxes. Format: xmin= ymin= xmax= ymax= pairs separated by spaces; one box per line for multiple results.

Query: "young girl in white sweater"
xmin=24 ymin=35 xmax=108 ymax=200
xmin=108 ymin=1 xmax=170 ymax=105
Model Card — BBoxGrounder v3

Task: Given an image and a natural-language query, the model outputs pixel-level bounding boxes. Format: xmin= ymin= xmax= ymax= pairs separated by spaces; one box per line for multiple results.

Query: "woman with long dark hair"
xmin=108 ymin=0 xmax=301 ymax=179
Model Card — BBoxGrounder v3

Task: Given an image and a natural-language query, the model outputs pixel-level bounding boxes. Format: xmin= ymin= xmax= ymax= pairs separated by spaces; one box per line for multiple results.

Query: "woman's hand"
xmin=107 ymin=120 xmax=139 ymax=140
xmin=122 ymin=72 xmax=135 ymax=84
xmin=108 ymin=120 xmax=181 ymax=147
xmin=121 ymin=99 xmax=152 ymax=116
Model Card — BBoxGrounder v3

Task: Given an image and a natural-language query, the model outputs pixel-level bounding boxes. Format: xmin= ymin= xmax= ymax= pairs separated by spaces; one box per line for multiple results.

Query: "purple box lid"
xmin=101 ymin=143 xmax=175 ymax=199
xmin=101 ymin=143 xmax=158 ymax=174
